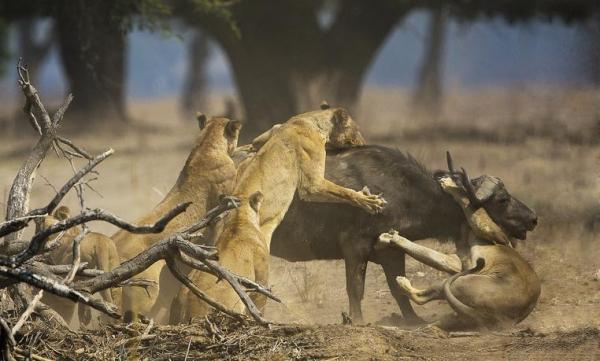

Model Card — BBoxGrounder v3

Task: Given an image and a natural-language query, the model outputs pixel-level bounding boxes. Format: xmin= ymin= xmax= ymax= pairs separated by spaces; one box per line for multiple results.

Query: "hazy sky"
xmin=0 ymin=11 xmax=588 ymax=100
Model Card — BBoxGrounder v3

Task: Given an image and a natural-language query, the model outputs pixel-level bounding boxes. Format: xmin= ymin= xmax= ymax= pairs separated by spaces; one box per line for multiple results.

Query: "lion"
xmin=170 ymin=191 xmax=267 ymax=323
xmin=171 ymin=105 xmax=386 ymax=322
xmin=234 ymin=105 xmax=385 ymax=244
xmin=113 ymin=114 xmax=242 ymax=323
xmin=41 ymin=206 xmax=120 ymax=327
xmin=377 ymin=174 xmax=540 ymax=330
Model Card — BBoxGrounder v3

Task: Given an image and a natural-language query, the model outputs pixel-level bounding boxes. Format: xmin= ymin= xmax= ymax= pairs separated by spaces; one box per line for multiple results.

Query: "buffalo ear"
xmin=320 ymin=100 xmax=330 ymax=110
xmin=331 ymin=108 xmax=349 ymax=126
xmin=53 ymin=206 xmax=71 ymax=221
xmin=196 ymin=112 xmax=207 ymax=129
xmin=225 ymin=120 xmax=242 ymax=138
xmin=474 ymin=176 xmax=502 ymax=203
xmin=249 ymin=191 xmax=264 ymax=213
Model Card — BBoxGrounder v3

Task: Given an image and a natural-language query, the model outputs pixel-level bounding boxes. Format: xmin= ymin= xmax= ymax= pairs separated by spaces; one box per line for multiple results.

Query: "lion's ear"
xmin=53 ymin=206 xmax=71 ymax=221
xmin=249 ymin=191 xmax=264 ymax=213
xmin=320 ymin=100 xmax=330 ymax=110
xmin=196 ymin=112 xmax=207 ymax=129
xmin=331 ymin=108 xmax=349 ymax=126
xmin=226 ymin=120 xmax=242 ymax=138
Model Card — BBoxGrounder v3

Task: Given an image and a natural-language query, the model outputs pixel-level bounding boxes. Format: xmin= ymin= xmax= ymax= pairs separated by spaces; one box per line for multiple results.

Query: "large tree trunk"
xmin=55 ymin=1 xmax=127 ymax=124
xmin=413 ymin=8 xmax=447 ymax=120
xmin=183 ymin=0 xmax=408 ymax=136
xmin=181 ymin=30 xmax=210 ymax=119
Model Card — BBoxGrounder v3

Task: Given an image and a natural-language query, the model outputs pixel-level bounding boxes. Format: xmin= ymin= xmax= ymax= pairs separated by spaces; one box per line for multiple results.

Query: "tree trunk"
xmin=413 ymin=8 xmax=447 ymax=120
xmin=185 ymin=0 xmax=408 ymax=136
xmin=54 ymin=1 xmax=127 ymax=124
xmin=181 ymin=30 xmax=210 ymax=119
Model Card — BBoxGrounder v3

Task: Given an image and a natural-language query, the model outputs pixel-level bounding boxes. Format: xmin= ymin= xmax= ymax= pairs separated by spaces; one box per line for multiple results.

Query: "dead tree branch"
xmin=3 ymin=59 xmax=59 ymax=246
xmin=177 ymin=251 xmax=281 ymax=303
xmin=0 ymin=149 xmax=114 ymax=239
xmin=0 ymin=202 xmax=190 ymax=268
xmin=165 ymin=257 xmax=247 ymax=323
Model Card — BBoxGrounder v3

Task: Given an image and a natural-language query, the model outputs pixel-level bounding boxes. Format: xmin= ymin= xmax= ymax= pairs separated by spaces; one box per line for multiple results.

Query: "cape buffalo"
xmin=270 ymin=145 xmax=538 ymax=323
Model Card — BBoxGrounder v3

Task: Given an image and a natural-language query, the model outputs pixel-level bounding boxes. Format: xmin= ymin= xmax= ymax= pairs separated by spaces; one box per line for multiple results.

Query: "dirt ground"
xmin=0 ymin=87 xmax=599 ymax=360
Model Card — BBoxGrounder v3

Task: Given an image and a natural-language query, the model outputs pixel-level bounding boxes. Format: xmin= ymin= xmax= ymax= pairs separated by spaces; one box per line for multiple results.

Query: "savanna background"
xmin=0 ymin=1 xmax=599 ymax=360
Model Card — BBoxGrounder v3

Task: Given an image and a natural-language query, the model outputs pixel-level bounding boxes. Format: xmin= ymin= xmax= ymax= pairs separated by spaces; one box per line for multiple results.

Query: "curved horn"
xmin=460 ymin=167 xmax=481 ymax=207
xmin=446 ymin=151 xmax=455 ymax=174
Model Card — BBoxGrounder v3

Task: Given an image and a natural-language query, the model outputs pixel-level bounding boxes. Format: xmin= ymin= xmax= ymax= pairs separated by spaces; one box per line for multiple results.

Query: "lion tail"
xmin=443 ymin=258 xmax=491 ymax=328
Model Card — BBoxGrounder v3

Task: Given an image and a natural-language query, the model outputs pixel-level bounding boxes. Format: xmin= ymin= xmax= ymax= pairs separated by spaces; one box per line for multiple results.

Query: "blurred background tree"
xmin=0 ymin=0 xmax=598 ymax=134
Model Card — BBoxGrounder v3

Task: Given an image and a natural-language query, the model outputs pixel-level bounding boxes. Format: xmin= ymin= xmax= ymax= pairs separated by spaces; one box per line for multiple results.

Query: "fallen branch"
xmin=0 ymin=265 xmax=119 ymax=318
xmin=0 ymin=317 xmax=16 ymax=361
xmin=177 ymin=251 xmax=281 ymax=303
xmin=1 ymin=202 xmax=191 ymax=268
xmin=2 ymin=59 xmax=59 ymax=247
xmin=0 ymin=149 xmax=114 ymax=239
xmin=200 ymin=258 xmax=270 ymax=325
xmin=165 ymin=257 xmax=247 ymax=323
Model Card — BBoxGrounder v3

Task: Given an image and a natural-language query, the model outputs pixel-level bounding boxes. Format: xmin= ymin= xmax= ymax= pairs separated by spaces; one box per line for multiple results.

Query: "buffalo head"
xmin=443 ymin=151 xmax=538 ymax=240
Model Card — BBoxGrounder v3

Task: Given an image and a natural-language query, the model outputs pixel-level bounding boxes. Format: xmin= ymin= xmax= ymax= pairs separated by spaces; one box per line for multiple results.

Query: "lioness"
xmin=170 ymin=191 xmax=267 ymax=322
xmin=172 ymin=106 xmax=385 ymax=322
xmin=378 ymin=173 xmax=540 ymax=330
xmin=235 ymin=106 xmax=385 ymax=242
xmin=113 ymin=114 xmax=241 ymax=323
xmin=41 ymin=206 xmax=120 ymax=327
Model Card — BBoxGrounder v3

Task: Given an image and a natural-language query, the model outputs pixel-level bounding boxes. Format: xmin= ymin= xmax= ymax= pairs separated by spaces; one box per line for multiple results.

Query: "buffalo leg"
xmin=375 ymin=247 xmax=423 ymax=323
xmin=378 ymin=231 xmax=462 ymax=274
xmin=343 ymin=255 xmax=368 ymax=323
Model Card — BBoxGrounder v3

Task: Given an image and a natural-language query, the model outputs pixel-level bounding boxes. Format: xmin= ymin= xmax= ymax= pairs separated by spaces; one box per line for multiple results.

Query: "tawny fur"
xmin=234 ymin=107 xmax=385 ymax=246
xmin=41 ymin=206 xmax=120 ymax=327
xmin=172 ymin=107 xmax=386 ymax=322
xmin=112 ymin=116 xmax=241 ymax=323
xmin=170 ymin=192 xmax=268 ymax=323
xmin=379 ymin=176 xmax=540 ymax=329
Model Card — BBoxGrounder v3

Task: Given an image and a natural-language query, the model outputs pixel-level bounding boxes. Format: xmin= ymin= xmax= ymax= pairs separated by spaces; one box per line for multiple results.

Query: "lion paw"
xmin=376 ymin=230 xmax=398 ymax=250
xmin=395 ymin=276 xmax=413 ymax=295
xmin=357 ymin=187 xmax=386 ymax=214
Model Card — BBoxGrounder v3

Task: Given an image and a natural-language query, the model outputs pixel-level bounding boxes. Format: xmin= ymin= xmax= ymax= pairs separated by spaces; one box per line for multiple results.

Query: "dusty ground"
xmin=0 ymin=87 xmax=599 ymax=359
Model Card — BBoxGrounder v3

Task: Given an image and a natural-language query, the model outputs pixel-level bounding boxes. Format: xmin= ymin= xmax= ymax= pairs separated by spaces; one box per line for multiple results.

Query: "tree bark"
xmin=181 ymin=29 xmax=210 ymax=119
xmin=182 ymin=0 xmax=408 ymax=136
xmin=54 ymin=1 xmax=127 ymax=123
xmin=413 ymin=8 xmax=448 ymax=120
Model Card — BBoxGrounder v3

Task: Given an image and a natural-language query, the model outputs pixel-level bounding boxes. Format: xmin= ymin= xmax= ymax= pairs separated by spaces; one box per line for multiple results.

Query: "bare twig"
xmin=3 ymin=59 xmax=59 ymax=246
xmin=55 ymin=136 xmax=92 ymax=160
xmin=177 ymin=251 xmax=281 ymax=303
xmin=73 ymin=199 xmax=236 ymax=295
xmin=0 ymin=317 xmax=16 ymax=361
xmin=1 ymin=202 xmax=190 ymax=268
xmin=165 ymin=257 xmax=247 ymax=323
xmin=51 ymin=94 xmax=73 ymax=126
xmin=0 ymin=265 xmax=119 ymax=318
xmin=0 ymin=149 xmax=114 ymax=239
xmin=14 ymin=347 xmax=54 ymax=361
xmin=200 ymin=258 xmax=270 ymax=325
xmin=182 ymin=196 xmax=240 ymax=234
xmin=63 ymin=227 xmax=89 ymax=284
xmin=11 ymin=289 xmax=44 ymax=336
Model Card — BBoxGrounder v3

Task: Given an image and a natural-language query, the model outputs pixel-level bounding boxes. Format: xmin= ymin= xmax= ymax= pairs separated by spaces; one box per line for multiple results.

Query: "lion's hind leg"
xmin=395 ymin=277 xmax=445 ymax=305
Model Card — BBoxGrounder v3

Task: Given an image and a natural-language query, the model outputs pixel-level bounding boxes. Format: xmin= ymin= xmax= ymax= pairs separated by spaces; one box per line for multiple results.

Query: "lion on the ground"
xmin=41 ymin=206 xmax=120 ymax=327
xmin=378 ymin=174 xmax=540 ymax=330
xmin=113 ymin=114 xmax=241 ymax=323
xmin=171 ymin=104 xmax=386 ymax=322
